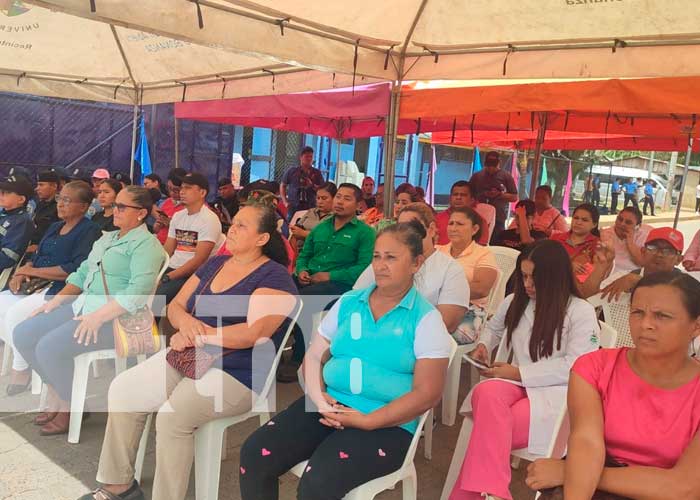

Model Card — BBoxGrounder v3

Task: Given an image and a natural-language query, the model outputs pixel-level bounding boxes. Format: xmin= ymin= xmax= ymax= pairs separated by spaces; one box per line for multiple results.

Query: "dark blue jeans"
xmin=13 ymin=303 xmax=113 ymax=401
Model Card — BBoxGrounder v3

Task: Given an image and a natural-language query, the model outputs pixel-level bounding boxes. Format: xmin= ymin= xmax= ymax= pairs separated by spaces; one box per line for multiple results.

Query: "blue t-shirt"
xmin=624 ymin=182 xmax=638 ymax=194
xmin=33 ymin=218 xmax=102 ymax=295
xmin=319 ymin=285 xmax=452 ymax=434
xmin=187 ymin=255 xmax=298 ymax=391
xmin=644 ymin=183 xmax=654 ymax=196
xmin=612 ymin=181 xmax=621 ymax=194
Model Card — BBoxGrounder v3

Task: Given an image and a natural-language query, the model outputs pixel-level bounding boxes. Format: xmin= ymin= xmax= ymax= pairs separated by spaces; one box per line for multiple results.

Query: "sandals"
xmin=76 ymin=481 xmax=145 ymax=500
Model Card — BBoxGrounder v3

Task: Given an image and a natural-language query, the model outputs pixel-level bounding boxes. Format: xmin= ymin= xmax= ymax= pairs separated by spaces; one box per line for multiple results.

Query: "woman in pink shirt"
xmin=527 ymin=271 xmax=700 ymax=499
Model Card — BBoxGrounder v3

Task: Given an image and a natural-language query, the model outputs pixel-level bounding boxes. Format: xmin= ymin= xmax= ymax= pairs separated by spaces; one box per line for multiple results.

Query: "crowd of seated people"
xmin=0 ymin=149 xmax=697 ymax=500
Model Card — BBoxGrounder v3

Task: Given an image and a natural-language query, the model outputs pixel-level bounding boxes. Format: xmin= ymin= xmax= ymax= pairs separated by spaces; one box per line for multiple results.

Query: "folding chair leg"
xmin=134 ymin=413 xmax=153 ymax=483
xmin=114 ymin=357 xmax=127 ymax=376
xmin=402 ymin=467 xmax=417 ymax=500
xmin=441 ymin=417 xmax=473 ymax=500
xmin=68 ymin=357 xmax=92 ymax=444
xmin=194 ymin=423 xmax=225 ymax=500
xmin=31 ymin=371 xmax=42 ymax=395
xmin=442 ymin=354 xmax=462 ymax=426
xmin=91 ymin=360 xmax=100 ymax=378
xmin=424 ymin=408 xmax=434 ymax=460
xmin=0 ymin=342 xmax=11 ymax=376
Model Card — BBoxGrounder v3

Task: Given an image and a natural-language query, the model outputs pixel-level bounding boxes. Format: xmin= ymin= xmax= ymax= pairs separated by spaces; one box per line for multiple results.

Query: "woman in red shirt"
xmin=550 ymin=203 xmax=600 ymax=284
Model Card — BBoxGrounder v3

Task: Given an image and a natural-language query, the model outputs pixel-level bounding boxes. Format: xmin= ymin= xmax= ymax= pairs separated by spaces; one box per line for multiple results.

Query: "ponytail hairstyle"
xmin=378 ymin=218 xmax=427 ymax=261
xmin=247 ymin=202 xmax=289 ymax=267
xmin=573 ymin=203 xmax=601 ymax=237
xmin=506 ymin=240 xmax=581 ymax=361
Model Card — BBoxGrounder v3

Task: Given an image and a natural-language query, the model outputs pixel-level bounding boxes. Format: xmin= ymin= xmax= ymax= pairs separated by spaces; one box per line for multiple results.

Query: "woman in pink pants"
xmin=449 ymin=240 xmax=600 ymax=500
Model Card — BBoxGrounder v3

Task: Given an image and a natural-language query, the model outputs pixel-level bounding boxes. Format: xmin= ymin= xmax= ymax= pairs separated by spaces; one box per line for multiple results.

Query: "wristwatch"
xmin=161 ymin=274 xmax=171 ymax=284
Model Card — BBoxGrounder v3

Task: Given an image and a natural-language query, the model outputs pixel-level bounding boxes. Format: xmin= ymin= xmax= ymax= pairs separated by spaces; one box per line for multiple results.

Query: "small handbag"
xmin=166 ymin=259 xmax=233 ymax=379
xmin=100 ymin=263 xmax=161 ymax=357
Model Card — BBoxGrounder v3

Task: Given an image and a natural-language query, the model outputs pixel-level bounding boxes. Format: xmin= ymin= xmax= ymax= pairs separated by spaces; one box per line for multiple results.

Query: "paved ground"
xmin=1 ymin=214 xmax=698 ymax=500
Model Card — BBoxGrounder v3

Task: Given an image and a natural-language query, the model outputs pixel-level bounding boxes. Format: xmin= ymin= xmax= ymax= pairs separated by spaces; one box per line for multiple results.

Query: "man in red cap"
xmin=599 ymin=226 xmax=685 ymax=301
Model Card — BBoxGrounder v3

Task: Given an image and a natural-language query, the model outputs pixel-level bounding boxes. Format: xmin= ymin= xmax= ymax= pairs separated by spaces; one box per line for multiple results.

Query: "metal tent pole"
xmin=673 ymin=138 xmax=693 ymax=229
xmin=383 ymin=82 xmax=401 ymax=216
xmin=129 ymin=104 xmax=138 ymax=182
xmin=335 ymin=139 xmax=342 ymax=184
xmin=529 ymin=113 xmax=548 ymax=199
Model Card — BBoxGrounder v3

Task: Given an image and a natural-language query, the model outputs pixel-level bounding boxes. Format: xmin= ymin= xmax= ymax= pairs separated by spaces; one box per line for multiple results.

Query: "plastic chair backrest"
xmin=400 ymin=337 xmax=458 ymax=470
xmin=147 ymin=251 xmax=170 ymax=308
xmin=484 ymin=267 xmax=505 ymax=317
xmin=589 ymin=293 xmax=633 ymax=348
xmin=255 ymin=300 xmax=303 ymax=405
xmin=489 ymin=246 xmax=519 ymax=283
xmin=598 ymin=321 xmax=618 ymax=349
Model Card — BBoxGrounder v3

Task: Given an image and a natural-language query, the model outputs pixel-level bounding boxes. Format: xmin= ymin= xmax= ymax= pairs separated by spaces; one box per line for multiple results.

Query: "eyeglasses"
xmin=644 ymin=244 xmax=679 ymax=257
xmin=56 ymin=195 xmax=76 ymax=205
xmin=111 ymin=202 xmax=144 ymax=212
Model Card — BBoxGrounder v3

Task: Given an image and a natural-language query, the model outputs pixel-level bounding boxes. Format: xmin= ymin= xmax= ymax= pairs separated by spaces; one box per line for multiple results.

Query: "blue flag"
xmin=471 ymin=146 xmax=482 ymax=176
xmin=134 ymin=115 xmax=152 ymax=183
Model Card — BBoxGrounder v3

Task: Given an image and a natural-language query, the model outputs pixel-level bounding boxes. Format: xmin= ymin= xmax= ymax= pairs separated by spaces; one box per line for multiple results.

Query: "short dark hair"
xmin=318 ymin=181 xmax=337 ymax=197
xmin=632 ymin=271 xmax=700 ymax=319
xmin=516 ymin=199 xmax=536 ymax=216
xmin=300 ymin=146 xmax=314 ymax=156
xmin=144 ymin=173 xmax=162 ymax=185
xmin=100 ymin=179 xmax=123 ymax=196
xmin=535 ymin=185 xmax=552 ymax=197
xmin=619 ymin=206 xmax=643 ymax=225
xmin=450 ymin=180 xmax=472 ymax=196
xmin=450 ymin=206 xmax=484 ymax=242
xmin=168 ymin=167 xmax=188 ymax=187
xmin=337 ymin=183 xmax=362 ymax=202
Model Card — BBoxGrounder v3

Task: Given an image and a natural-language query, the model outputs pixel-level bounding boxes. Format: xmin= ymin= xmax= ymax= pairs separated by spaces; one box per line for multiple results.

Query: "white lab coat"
xmin=460 ymin=294 xmax=600 ymax=455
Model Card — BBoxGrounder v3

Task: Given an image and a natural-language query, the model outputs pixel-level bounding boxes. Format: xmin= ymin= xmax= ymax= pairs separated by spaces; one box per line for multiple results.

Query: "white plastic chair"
xmin=0 ymin=261 xmax=25 ymax=375
xmin=290 ymin=338 xmax=457 ymax=500
xmin=488 ymin=246 xmax=519 ymax=287
xmin=441 ymin=267 xmax=504 ymax=428
xmin=440 ymin=321 xmax=617 ymax=500
xmin=133 ymin=301 xmax=303 ymax=499
xmin=66 ymin=251 xmax=170 ymax=444
xmin=587 ymin=293 xmax=633 ymax=347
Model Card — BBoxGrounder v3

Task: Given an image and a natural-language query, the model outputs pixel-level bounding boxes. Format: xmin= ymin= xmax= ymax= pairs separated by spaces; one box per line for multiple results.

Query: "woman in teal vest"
xmin=240 ymin=219 xmax=453 ymax=500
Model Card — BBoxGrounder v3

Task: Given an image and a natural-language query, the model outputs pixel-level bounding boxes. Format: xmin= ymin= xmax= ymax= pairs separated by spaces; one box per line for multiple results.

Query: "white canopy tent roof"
xmin=26 ymin=0 xmax=700 ymax=82
xmin=0 ymin=2 xmax=372 ymax=105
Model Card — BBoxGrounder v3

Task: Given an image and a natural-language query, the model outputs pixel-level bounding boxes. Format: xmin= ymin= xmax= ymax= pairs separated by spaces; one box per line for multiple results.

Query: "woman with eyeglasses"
xmin=527 ymin=272 xmax=700 ymax=499
xmin=1 ymin=181 xmax=102 ymax=396
xmin=13 ymin=186 xmax=164 ymax=436
xmin=91 ymin=179 xmax=122 ymax=232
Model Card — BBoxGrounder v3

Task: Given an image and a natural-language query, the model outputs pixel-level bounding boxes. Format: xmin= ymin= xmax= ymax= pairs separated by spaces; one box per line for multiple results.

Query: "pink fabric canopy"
xmin=175 ymin=83 xmax=402 ymax=139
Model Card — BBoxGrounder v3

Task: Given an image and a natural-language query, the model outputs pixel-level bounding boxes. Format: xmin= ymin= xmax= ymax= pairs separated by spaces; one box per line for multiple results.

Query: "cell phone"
xmin=295 ymin=220 xmax=305 ymax=228
xmin=465 ymin=355 xmax=491 ymax=371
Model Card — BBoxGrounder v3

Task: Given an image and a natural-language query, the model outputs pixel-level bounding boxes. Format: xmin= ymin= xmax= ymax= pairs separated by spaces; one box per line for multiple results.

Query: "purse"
xmin=166 ymin=259 xmax=233 ymax=379
xmin=100 ymin=263 xmax=161 ymax=358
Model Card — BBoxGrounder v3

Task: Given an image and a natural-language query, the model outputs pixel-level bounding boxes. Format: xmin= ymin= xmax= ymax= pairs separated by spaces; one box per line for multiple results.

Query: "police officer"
xmin=0 ymin=176 xmax=35 ymax=272
xmin=30 ymin=170 xmax=60 ymax=248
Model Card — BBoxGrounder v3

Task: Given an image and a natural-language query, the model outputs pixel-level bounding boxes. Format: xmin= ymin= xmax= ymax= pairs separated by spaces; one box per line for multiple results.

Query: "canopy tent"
xmin=174 ymin=83 xmax=394 ymax=139
xmin=27 ymin=0 xmax=700 ymax=204
xmin=431 ymin=130 xmax=700 ymax=153
xmin=28 ymin=0 xmax=700 ymax=82
xmin=0 ymin=2 xmax=373 ymax=105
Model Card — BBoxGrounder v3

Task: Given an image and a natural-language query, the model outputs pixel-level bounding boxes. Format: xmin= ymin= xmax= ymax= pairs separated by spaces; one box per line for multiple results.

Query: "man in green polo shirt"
xmin=278 ymin=183 xmax=376 ymax=382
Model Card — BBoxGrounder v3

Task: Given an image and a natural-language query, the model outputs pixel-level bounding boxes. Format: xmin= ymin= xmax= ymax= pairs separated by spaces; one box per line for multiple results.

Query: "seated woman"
xmin=289 ymin=181 xmax=336 ymax=253
xmin=354 ymin=202 xmax=469 ymax=334
xmin=91 ymin=179 xmax=122 ymax=232
xmin=2 ymin=181 xmax=102 ymax=396
xmin=239 ymin=220 xmax=452 ymax=500
xmin=437 ymin=206 xmax=499 ymax=344
xmin=374 ymin=182 xmax=419 ymax=232
xmin=449 ymin=240 xmax=599 ymax=500
xmin=550 ymin=203 xmax=601 ymax=284
xmin=494 ymin=200 xmax=548 ymax=252
xmin=527 ymin=272 xmax=700 ymax=499
xmin=75 ymin=203 xmax=297 ymax=500
xmin=13 ymin=186 xmax=164 ymax=436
